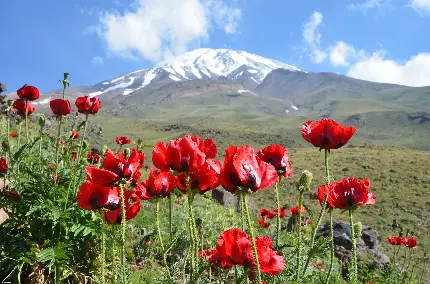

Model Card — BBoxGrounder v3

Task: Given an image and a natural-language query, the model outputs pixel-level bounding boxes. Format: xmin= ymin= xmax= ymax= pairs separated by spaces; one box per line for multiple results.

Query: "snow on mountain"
xmin=90 ymin=48 xmax=303 ymax=97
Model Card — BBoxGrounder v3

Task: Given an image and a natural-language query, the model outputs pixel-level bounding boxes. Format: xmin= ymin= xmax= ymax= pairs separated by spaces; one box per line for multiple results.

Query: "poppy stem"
xmin=242 ymin=192 xmax=262 ymax=284
xmin=349 ymin=208 xmax=357 ymax=284
xmin=76 ymin=114 xmax=89 ymax=161
xmin=24 ymin=100 xmax=29 ymax=144
xmin=243 ymin=268 xmax=249 ymax=284
xmin=302 ymin=149 xmax=330 ymax=275
xmin=55 ymin=116 xmax=63 ymax=165
xmin=17 ymin=121 xmax=22 ymax=152
xmin=295 ymin=190 xmax=304 ymax=282
xmin=119 ymin=184 xmax=127 ymax=284
xmin=169 ymin=195 xmax=173 ymax=240
xmin=239 ymin=190 xmax=245 ymax=231
xmin=100 ymin=219 xmax=105 ymax=284
xmin=274 ymin=180 xmax=281 ymax=249
xmin=325 ymin=209 xmax=334 ymax=284
xmin=156 ymin=200 xmax=172 ymax=279
xmin=6 ymin=112 xmax=12 ymax=165
xmin=186 ymin=194 xmax=195 ymax=281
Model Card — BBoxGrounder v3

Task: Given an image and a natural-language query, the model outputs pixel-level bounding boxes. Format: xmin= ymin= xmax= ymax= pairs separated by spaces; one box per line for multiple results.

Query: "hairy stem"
xmin=274 ymin=181 xmax=282 ymax=249
xmin=100 ymin=219 xmax=105 ymax=284
xmin=169 ymin=194 xmax=173 ymax=240
xmin=325 ymin=210 xmax=334 ymax=284
xmin=242 ymin=192 xmax=262 ymax=284
xmin=295 ymin=191 xmax=304 ymax=282
xmin=239 ymin=190 xmax=245 ymax=231
xmin=349 ymin=208 xmax=357 ymax=284
xmin=120 ymin=185 xmax=127 ymax=284
xmin=156 ymin=200 xmax=171 ymax=278
xmin=303 ymin=149 xmax=330 ymax=274
xmin=24 ymin=100 xmax=29 ymax=144
xmin=187 ymin=195 xmax=195 ymax=281
xmin=76 ymin=114 xmax=88 ymax=161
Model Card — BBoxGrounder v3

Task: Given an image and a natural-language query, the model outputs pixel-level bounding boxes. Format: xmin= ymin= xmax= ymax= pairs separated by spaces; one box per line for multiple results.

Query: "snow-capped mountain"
xmin=89 ymin=48 xmax=302 ymax=97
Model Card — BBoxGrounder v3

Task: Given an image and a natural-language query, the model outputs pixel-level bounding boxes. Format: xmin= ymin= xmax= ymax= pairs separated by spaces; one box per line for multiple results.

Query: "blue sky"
xmin=1 ymin=0 xmax=430 ymax=93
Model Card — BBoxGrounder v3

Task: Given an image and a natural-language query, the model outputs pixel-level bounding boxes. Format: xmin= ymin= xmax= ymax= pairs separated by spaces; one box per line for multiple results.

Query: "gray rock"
xmin=0 ymin=82 xmax=6 ymax=93
xmin=317 ymin=220 xmax=390 ymax=268
xmin=211 ymin=188 xmax=238 ymax=210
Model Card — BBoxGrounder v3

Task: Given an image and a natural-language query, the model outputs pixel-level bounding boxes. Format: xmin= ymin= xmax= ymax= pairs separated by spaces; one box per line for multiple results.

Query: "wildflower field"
xmin=0 ymin=75 xmax=427 ymax=283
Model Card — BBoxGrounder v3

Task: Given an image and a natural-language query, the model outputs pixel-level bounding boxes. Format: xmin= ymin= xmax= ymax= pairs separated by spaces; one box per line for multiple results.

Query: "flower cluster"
xmin=258 ymin=207 xmax=286 ymax=228
xmin=388 ymin=236 xmax=417 ymax=249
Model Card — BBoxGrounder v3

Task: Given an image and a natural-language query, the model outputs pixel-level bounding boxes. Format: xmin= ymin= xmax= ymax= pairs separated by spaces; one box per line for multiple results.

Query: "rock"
xmin=211 ymin=188 xmax=238 ymax=211
xmin=317 ymin=220 xmax=390 ymax=268
xmin=0 ymin=82 xmax=6 ymax=93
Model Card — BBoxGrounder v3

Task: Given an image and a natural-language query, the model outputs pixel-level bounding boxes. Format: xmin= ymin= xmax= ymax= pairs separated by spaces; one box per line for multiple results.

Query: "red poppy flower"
xmin=258 ymin=219 xmax=270 ymax=228
xmin=274 ymin=207 xmax=286 ymax=218
xmin=388 ymin=236 xmax=396 ymax=245
xmin=70 ymin=132 xmax=80 ymax=139
xmin=136 ymin=262 xmax=142 ymax=267
xmin=260 ymin=209 xmax=277 ymax=219
xmin=313 ymin=263 xmax=325 ymax=270
xmin=9 ymin=132 xmax=18 ymax=138
xmin=305 ymin=219 xmax=311 ymax=226
xmin=152 ymin=135 xmax=217 ymax=173
xmin=85 ymin=149 xmax=143 ymax=186
xmin=144 ymin=241 xmax=151 ymax=246
xmin=71 ymin=152 xmax=78 ymax=160
xmin=135 ymin=168 xmax=178 ymax=200
xmin=213 ymin=228 xmax=254 ymax=268
xmin=289 ymin=206 xmax=306 ymax=215
xmin=116 ymin=136 xmax=131 ymax=145
xmin=255 ymin=235 xmax=285 ymax=275
xmin=50 ymin=99 xmax=71 ymax=116
xmin=12 ymin=99 xmax=35 ymax=116
xmin=301 ymin=118 xmax=356 ymax=150
xmin=17 ymin=84 xmax=40 ymax=101
xmin=103 ymin=190 xmax=141 ymax=224
xmin=87 ymin=150 xmax=101 ymax=164
xmin=257 ymin=144 xmax=292 ymax=178
xmin=77 ymin=181 xmax=120 ymax=211
xmin=405 ymin=237 xmax=417 ymax=249
xmin=317 ymin=178 xmax=375 ymax=209
xmin=75 ymin=96 xmax=102 ymax=115
xmin=2 ymin=187 xmax=20 ymax=199
xmin=395 ymin=236 xmax=406 ymax=245
xmin=219 ymin=145 xmax=279 ymax=193
xmin=0 ymin=157 xmax=8 ymax=176
xmin=198 ymin=249 xmax=217 ymax=259
xmin=188 ymin=159 xmax=221 ymax=192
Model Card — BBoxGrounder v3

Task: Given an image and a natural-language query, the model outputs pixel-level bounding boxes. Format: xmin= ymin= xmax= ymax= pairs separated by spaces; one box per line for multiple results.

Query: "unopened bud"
xmin=2 ymin=140 xmax=10 ymax=152
xmin=354 ymin=222 xmax=362 ymax=239
xmin=82 ymin=140 xmax=88 ymax=149
xmin=137 ymin=139 xmax=143 ymax=150
xmin=124 ymin=148 xmax=131 ymax=158
xmin=297 ymin=170 xmax=313 ymax=192
xmin=39 ymin=114 xmax=46 ymax=128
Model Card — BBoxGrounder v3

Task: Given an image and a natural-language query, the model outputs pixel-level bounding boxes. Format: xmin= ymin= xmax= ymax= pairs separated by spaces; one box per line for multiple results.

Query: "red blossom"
xmin=70 ymin=132 xmax=80 ymax=139
xmin=274 ymin=207 xmax=286 ymax=218
xmin=50 ymin=99 xmax=71 ymax=116
xmin=12 ymin=99 xmax=35 ymax=116
xmin=258 ymin=219 xmax=270 ymax=228
xmin=116 ymin=136 xmax=131 ymax=145
xmin=2 ymin=187 xmax=20 ymax=199
xmin=0 ymin=157 xmax=7 ymax=176
xmin=290 ymin=206 xmax=306 ymax=215
xmin=77 ymin=182 xmax=119 ymax=211
xmin=152 ymin=135 xmax=217 ymax=173
xmin=87 ymin=149 xmax=101 ymax=164
xmin=75 ymin=96 xmax=102 ymax=115
xmin=219 ymin=145 xmax=279 ymax=193
xmin=17 ymin=84 xmax=40 ymax=101
xmin=405 ymin=237 xmax=417 ymax=249
xmin=135 ymin=168 xmax=178 ymax=200
xmin=9 ymin=132 xmax=18 ymax=138
xmin=103 ymin=190 xmax=141 ymax=224
xmin=301 ymin=118 xmax=356 ymax=150
xmin=188 ymin=159 xmax=221 ymax=192
xmin=257 ymin=144 xmax=292 ymax=178
xmin=144 ymin=241 xmax=151 ymax=246
xmin=260 ymin=209 xmax=277 ymax=219
xmin=314 ymin=263 xmax=325 ymax=270
xmin=317 ymin=178 xmax=375 ymax=209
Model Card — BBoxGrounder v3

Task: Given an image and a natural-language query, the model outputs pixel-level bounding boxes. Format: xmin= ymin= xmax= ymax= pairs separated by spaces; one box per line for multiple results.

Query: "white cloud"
xmin=347 ymin=51 xmax=430 ymax=87
xmin=409 ymin=0 xmax=430 ymax=12
xmin=96 ymin=0 xmax=242 ymax=62
xmin=329 ymin=41 xmax=357 ymax=66
xmin=348 ymin=0 xmax=392 ymax=13
xmin=207 ymin=0 xmax=242 ymax=34
xmin=92 ymin=56 xmax=104 ymax=65
xmin=302 ymin=12 xmax=327 ymax=63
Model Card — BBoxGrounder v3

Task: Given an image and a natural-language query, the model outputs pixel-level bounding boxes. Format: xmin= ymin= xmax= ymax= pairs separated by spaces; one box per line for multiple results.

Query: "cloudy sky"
xmin=1 ymin=0 xmax=430 ymax=92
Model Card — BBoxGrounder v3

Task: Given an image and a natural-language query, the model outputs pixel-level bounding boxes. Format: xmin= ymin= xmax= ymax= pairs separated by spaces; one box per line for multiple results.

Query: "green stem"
xmin=402 ymin=249 xmax=413 ymax=283
xmin=24 ymin=100 xmax=29 ymax=144
xmin=295 ymin=191 xmax=304 ymax=282
xmin=349 ymin=208 xmax=357 ymax=284
xmin=100 ymin=219 xmax=105 ymax=284
xmin=120 ymin=185 xmax=127 ymax=284
xmin=55 ymin=116 xmax=63 ymax=165
xmin=156 ymin=200 xmax=171 ymax=278
xmin=187 ymin=196 xmax=195 ymax=281
xmin=325 ymin=210 xmax=334 ymax=284
xmin=244 ymin=268 xmax=249 ymax=284
xmin=302 ymin=149 xmax=330 ymax=275
xmin=234 ymin=266 xmax=239 ymax=284
xmin=239 ymin=190 xmax=245 ymax=231
xmin=274 ymin=181 xmax=281 ymax=249
xmin=169 ymin=195 xmax=173 ymax=240
xmin=242 ymin=192 xmax=262 ymax=284
xmin=6 ymin=113 xmax=12 ymax=165
xmin=187 ymin=193 xmax=199 ymax=275
xmin=418 ymin=253 xmax=426 ymax=284
xmin=76 ymin=114 xmax=89 ymax=161
xmin=17 ymin=121 xmax=22 ymax=151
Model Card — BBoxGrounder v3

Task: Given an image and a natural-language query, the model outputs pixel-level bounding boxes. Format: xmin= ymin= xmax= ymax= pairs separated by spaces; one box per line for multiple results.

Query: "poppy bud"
xmin=124 ymin=148 xmax=131 ymax=158
xmin=2 ymin=140 xmax=10 ymax=152
xmin=137 ymin=139 xmax=143 ymax=150
xmin=354 ymin=222 xmax=362 ymax=239
xmin=296 ymin=170 xmax=313 ymax=192
xmin=82 ymin=140 xmax=88 ymax=149
xmin=39 ymin=114 xmax=46 ymax=128
xmin=7 ymin=100 xmax=14 ymax=107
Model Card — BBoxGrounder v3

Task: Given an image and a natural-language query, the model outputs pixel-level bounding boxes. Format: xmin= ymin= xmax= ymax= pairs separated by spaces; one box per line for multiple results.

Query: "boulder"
xmin=211 ymin=188 xmax=238 ymax=211
xmin=317 ymin=220 xmax=390 ymax=268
